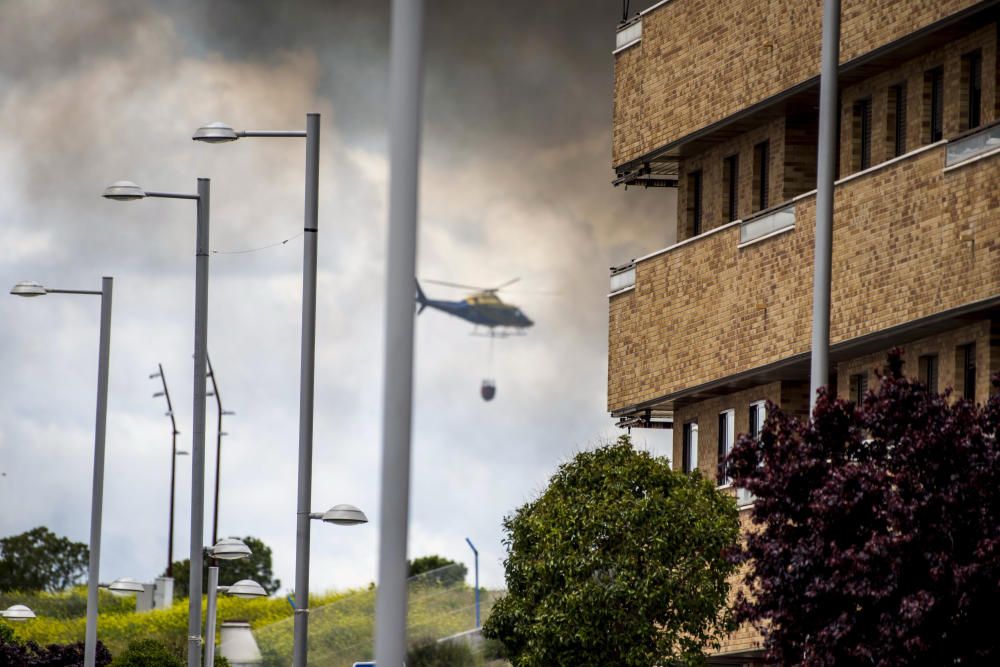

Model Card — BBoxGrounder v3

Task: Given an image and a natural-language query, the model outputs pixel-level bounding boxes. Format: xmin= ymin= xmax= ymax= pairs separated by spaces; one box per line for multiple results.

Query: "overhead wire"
xmin=211 ymin=231 xmax=304 ymax=255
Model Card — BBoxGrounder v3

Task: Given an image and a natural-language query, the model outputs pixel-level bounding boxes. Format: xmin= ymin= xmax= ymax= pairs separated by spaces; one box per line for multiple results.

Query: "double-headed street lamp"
xmin=192 ymin=115 xmax=324 ymax=667
xmin=10 ymin=277 xmax=113 ymax=667
xmin=204 ymin=538 xmax=267 ymax=667
xmin=103 ymin=179 xmax=211 ymax=667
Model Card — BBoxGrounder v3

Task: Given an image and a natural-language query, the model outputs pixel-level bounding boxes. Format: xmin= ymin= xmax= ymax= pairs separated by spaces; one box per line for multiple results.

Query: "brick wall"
xmin=608 ymin=143 xmax=1000 ymax=413
xmin=613 ymin=0 xmax=987 ymax=168
xmin=836 ymin=320 xmax=999 ymax=402
xmin=839 ymin=25 xmax=997 ymax=178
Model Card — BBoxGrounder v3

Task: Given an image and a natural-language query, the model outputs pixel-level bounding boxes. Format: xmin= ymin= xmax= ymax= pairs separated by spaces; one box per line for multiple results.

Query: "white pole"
xmin=375 ymin=1 xmax=425 ymax=665
xmin=810 ymin=0 xmax=841 ymax=411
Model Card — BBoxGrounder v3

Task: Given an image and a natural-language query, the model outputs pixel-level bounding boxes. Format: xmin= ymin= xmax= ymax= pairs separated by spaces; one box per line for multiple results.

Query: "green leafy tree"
xmin=165 ymin=536 xmax=280 ymax=597
xmin=484 ymin=436 xmax=740 ymax=666
xmin=0 ymin=526 xmax=89 ymax=592
xmin=407 ymin=555 xmax=467 ymax=587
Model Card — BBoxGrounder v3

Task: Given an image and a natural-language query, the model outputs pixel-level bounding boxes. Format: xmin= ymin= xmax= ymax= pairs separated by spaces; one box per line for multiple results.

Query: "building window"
xmin=687 ymin=170 xmax=703 ymax=237
xmin=960 ymin=343 xmax=976 ymax=402
xmin=849 ymin=373 xmax=869 ymax=403
xmin=748 ymin=400 xmax=766 ymax=439
xmin=752 ymin=141 xmax=770 ymax=212
xmin=852 ymin=97 xmax=873 ymax=171
xmin=717 ymin=409 xmax=734 ymax=486
xmin=924 ymin=66 xmax=944 ymax=143
xmin=919 ymin=354 xmax=939 ymax=393
xmin=961 ymin=50 xmax=982 ymax=131
xmin=723 ymin=154 xmax=739 ymax=222
xmin=682 ymin=421 xmax=699 ymax=474
xmin=887 ymin=83 xmax=907 ymax=158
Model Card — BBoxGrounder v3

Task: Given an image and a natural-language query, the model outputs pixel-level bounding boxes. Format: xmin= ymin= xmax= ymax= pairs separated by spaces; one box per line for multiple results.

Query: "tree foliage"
xmin=484 ymin=436 xmax=740 ymax=666
xmin=728 ymin=352 xmax=1000 ymax=665
xmin=165 ymin=536 xmax=280 ymax=597
xmin=0 ymin=526 xmax=89 ymax=593
xmin=407 ymin=555 xmax=467 ymax=587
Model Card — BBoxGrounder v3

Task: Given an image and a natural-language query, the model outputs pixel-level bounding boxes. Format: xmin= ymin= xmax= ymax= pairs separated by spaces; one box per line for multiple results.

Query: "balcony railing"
xmin=739 ymin=202 xmax=795 ymax=244
xmin=614 ymin=16 xmax=642 ymax=52
xmin=609 ymin=261 xmax=636 ymax=294
xmin=945 ymin=120 xmax=1000 ymax=167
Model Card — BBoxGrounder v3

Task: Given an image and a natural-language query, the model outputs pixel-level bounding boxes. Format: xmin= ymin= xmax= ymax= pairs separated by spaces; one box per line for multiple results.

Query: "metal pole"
xmin=291 ymin=111 xmax=321 ymax=667
xmin=207 ymin=355 xmax=224 ymax=547
xmin=376 ymin=2 xmax=425 ymax=665
xmin=465 ymin=538 xmax=479 ymax=628
xmin=810 ymin=0 xmax=841 ymax=411
xmin=84 ymin=277 xmax=113 ymax=667
xmin=188 ymin=178 xmax=211 ymax=667
xmin=157 ymin=363 xmax=179 ymax=578
xmin=204 ymin=567 xmax=219 ymax=667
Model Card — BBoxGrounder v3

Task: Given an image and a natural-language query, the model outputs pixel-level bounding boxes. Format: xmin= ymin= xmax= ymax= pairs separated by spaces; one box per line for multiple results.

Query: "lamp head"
xmin=1 ymin=604 xmax=36 ymax=621
xmin=211 ymin=537 xmax=251 ymax=560
xmin=102 ymin=181 xmax=146 ymax=201
xmin=107 ymin=577 xmax=145 ymax=596
xmin=225 ymin=579 xmax=267 ymax=599
xmin=320 ymin=503 xmax=368 ymax=526
xmin=10 ymin=281 xmax=47 ymax=297
xmin=193 ymin=121 xmax=238 ymax=143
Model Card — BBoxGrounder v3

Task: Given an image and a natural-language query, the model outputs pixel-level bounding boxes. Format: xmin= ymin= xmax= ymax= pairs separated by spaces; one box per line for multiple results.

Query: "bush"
xmin=110 ymin=638 xmax=182 ymax=666
xmin=0 ymin=628 xmax=112 ymax=666
xmin=406 ymin=637 xmax=478 ymax=666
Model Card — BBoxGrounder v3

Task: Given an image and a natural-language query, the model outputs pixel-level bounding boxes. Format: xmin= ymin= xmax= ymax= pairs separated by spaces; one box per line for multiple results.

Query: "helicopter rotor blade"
xmin=422 ymin=279 xmax=488 ymax=291
xmin=488 ymin=277 xmax=521 ymax=291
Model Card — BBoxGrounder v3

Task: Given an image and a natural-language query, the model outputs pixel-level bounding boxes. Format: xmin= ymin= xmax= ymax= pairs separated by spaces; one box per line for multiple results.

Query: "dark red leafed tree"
xmin=728 ymin=351 xmax=1000 ymax=666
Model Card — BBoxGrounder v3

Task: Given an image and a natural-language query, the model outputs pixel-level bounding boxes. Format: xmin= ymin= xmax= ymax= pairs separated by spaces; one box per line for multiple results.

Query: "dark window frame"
xmin=850 ymin=373 xmax=869 ymax=403
xmin=717 ymin=410 xmax=734 ymax=486
xmin=682 ymin=421 xmax=698 ymax=474
xmin=752 ymin=140 xmax=770 ymax=212
xmin=962 ymin=50 xmax=982 ymax=130
xmin=853 ymin=96 xmax=873 ymax=171
xmin=723 ymin=154 xmax=739 ymax=222
xmin=919 ymin=354 xmax=939 ymax=393
xmin=688 ymin=170 xmax=703 ymax=237
xmin=888 ymin=83 xmax=907 ymax=158
xmin=925 ymin=66 xmax=945 ymax=143
xmin=961 ymin=343 xmax=976 ymax=401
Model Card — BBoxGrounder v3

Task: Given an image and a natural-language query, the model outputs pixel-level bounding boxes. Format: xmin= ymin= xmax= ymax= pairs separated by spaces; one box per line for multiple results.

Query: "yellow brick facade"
xmin=608 ymin=143 xmax=1000 ymax=414
xmin=613 ymin=0 xmax=987 ymax=168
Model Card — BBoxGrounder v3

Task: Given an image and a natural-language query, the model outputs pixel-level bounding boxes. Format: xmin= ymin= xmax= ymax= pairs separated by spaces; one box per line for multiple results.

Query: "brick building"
xmin=607 ymin=0 xmax=1000 ymax=661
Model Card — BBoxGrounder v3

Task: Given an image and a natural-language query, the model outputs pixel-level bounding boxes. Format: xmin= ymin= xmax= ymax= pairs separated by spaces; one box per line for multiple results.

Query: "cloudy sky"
xmin=0 ymin=0 xmax=673 ymax=596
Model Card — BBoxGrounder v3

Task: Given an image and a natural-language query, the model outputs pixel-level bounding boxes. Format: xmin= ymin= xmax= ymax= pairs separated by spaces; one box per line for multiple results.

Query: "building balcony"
xmin=608 ymin=128 xmax=1000 ymax=418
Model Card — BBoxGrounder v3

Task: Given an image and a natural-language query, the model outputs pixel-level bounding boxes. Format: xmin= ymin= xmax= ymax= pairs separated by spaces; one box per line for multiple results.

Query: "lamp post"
xmin=151 ymin=363 xmax=184 ymax=577
xmin=104 ymin=179 xmax=211 ymax=667
xmin=192 ymin=115 xmax=322 ymax=667
xmin=204 ymin=538 xmax=265 ymax=667
xmin=10 ymin=277 xmax=113 ymax=667
xmin=1 ymin=605 xmax=36 ymax=622
xmin=206 ymin=354 xmax=235 ymax=547
xmin=465 ymin=538 xmax=479 ymax=628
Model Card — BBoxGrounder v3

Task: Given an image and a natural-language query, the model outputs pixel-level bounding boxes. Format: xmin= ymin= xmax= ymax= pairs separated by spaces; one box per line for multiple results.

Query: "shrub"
xmin=406 ymin=637 xmax=478 ymax=666
xmin=110 ymin=638 xmax=182 ymax=666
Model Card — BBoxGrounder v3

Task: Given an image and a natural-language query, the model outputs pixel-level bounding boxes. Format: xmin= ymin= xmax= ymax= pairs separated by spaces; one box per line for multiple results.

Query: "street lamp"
xmin=104 ymin=178 xmax=211 ymax=667
xmin=204 ymin=538 xmax=266 ymax=667
xmin=206 ymin=354 xmax=234 ymax=547
xmin=193 ymin=114 xmax=321 ymax=667
xmin=10 ymin=277 xmax=113 ymax=667
xmin=151 ymin=364 xmax=182 ymax=578
xmin=1 ymin=605 xmax=36 ymax=622
xmin=106 ymin=577 xmax=145 ymax=596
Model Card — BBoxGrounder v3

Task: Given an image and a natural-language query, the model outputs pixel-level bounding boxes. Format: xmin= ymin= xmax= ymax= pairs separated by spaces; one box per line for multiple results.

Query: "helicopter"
xmin=415 ymin=278 xmax=535 ymax=401
xmin=415 ymin=278 xmax=534 ymax=333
